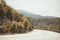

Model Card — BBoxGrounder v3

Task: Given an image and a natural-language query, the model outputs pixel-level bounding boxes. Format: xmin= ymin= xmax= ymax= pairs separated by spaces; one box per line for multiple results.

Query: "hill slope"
xmin=0 ymin=0 xmax=33 ymax=34
xmin=17 ymin=10 xmax=60 ymax=33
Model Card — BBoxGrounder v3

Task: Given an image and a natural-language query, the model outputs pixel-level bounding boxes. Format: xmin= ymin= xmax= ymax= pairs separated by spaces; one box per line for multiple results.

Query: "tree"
xmin=0 ymin=0 xmax=6 ymax=4
xmin=6 ymin=9 xmax=13 ymax=21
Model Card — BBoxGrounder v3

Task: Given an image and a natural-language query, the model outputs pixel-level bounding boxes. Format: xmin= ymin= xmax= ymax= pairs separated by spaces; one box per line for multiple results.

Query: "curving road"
xmin=0 ymin=29 xmax=60 ymax=40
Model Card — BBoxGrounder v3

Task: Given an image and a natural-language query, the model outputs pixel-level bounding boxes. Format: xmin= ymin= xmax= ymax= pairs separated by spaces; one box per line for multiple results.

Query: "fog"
xmin=5 ymin=0 xmax=60 ymax=17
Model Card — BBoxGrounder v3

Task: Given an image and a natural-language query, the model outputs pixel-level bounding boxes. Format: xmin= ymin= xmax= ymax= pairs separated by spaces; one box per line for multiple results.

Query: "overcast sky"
xmin=5 ymin=0 xmax=60 ymax=17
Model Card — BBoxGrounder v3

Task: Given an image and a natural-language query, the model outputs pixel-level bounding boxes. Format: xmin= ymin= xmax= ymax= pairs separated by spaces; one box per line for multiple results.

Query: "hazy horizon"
xmin=5 ymin=0 xmax=60 ymax=17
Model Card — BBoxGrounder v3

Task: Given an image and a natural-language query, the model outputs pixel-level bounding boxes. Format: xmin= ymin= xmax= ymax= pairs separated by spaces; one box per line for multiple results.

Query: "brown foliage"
xmin=0 ymin=1 xmax=33 ymax=34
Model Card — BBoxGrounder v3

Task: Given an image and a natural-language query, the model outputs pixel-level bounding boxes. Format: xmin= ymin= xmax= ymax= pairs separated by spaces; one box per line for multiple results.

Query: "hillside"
xmin=0 ymin=0 xmax=33 ymax=34
xmin=17 ymin=10 xmax=58 ymax=19
xmin=17 ymin=10 xmax=60 ymax=33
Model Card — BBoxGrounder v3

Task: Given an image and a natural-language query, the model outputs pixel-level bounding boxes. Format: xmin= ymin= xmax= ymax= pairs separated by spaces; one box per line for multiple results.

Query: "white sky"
xmin=5 ymin=0 xmax=60 ymax=17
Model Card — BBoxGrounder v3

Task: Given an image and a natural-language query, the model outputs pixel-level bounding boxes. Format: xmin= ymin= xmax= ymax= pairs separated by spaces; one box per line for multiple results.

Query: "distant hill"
xmin=17 ymin=10 xmax=60 ymax=33
xmin=17 ymin=10 xmax=43 ymax=19
xmin=17 ymin=10 xmax=58 ymax=19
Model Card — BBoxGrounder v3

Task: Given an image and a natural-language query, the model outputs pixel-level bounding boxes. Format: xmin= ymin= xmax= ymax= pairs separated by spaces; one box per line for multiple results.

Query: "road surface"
xmin=0 ymin=29 xmax=60 ymax=40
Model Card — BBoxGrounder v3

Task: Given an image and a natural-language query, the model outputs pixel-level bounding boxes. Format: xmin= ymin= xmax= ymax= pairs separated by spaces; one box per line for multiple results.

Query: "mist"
xmin=5 ymin=0 xmax=60 ymax=17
